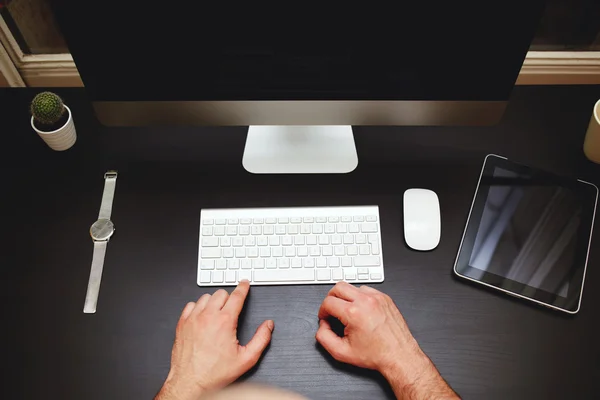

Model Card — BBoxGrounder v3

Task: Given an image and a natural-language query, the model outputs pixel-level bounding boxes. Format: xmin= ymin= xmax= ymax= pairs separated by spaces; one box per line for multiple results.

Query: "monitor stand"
xmin=242 ymin=125 xmax=358 ymax=174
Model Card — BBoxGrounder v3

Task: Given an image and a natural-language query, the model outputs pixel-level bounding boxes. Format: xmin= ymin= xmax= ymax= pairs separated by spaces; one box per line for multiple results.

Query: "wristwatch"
xmin=84 ymin=171 xmax=118 ymax=313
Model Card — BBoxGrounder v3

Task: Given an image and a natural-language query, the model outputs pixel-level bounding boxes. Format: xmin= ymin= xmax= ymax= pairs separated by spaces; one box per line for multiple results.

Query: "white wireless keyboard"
xmin=197 ymin=206 xmax=384 ymax=286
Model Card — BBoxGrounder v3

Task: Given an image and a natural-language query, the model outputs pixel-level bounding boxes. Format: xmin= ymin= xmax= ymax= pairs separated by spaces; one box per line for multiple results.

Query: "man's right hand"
xmin=316 ymin=282 xmax=459 ymax=399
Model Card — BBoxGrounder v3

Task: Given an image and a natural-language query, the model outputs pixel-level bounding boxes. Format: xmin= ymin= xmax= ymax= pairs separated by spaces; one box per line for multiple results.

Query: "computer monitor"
xmin=53 ymin=1 xmax=545 ymax=173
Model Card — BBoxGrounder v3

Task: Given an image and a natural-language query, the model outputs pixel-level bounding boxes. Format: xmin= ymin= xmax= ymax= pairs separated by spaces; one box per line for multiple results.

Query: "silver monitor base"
xmin=242 ymin=126 xmax=358 ymax=174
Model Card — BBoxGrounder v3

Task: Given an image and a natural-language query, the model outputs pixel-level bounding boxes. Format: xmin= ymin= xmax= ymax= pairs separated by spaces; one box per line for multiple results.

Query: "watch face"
xmin=90 ymin=219 xmax=115 ymax=241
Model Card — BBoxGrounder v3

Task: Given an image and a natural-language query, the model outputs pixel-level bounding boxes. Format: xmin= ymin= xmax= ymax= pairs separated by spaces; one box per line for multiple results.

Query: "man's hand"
xmin=156 ymin=280 xmax=274 ymax=400
xmin=316 ymin=282 xmax=458 ymax=399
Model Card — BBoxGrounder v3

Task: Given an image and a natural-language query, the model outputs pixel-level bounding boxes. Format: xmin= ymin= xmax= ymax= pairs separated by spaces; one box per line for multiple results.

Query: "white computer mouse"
xmin=403 ymin=188 xmax=441 ymax=251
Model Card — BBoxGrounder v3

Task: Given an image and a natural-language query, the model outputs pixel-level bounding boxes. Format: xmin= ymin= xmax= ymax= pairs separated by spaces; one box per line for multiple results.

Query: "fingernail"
xmin=240 ymin=279 xmax=249 ymax=283
xmin=267 ymin=320 xmax=274 ymax=331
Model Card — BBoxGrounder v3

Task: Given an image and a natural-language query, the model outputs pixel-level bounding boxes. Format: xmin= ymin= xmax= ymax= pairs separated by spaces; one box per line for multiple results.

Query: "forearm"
xmin=154 ymin=379 xmax=205 ymax=400
xmin=381 ymin=350 xmax=460 ymax=400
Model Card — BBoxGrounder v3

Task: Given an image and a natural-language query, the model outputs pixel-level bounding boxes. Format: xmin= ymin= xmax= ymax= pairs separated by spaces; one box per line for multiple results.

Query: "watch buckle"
xmin=104 ymin=170 xmax=118 ymax=179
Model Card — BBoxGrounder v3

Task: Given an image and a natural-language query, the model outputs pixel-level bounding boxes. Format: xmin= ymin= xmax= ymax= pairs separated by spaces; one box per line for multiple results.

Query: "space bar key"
xmin=253 ymin=269 xmax=315 ymax=282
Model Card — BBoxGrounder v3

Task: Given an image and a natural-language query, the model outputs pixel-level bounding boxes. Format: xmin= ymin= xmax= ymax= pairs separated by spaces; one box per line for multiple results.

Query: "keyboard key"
xmin=332 ymin=269 xmax=343 ymax=281
xmin=341 ymin=257 xmax=352 ymax=267
xmin=257 ymin=237 xmax=268 ymax=246
xmin=240 ymin=218 xmax=252 ymax=225
xmin=348 ymin=223 xmax=360 ymax=233
xmin=301 ymin=225 xmax=311 ymax=234
xmin=228 ymin=259 xmax=240 ymax=269
xmin=247 ymin=248 xmax=259 ymax=258
xmin=252 ymin=259 xmax=265 ymax=269
xmin=266 ymin=259 xmax=278 ymax=269
xmin=328 ymin=257 xmax=340 ymax=267
xmin=203 ymin=219 xmax=214 ymax=225
xmin=336 ymin=223 xmax=347 ymax=233
xmin=291 ymin=258 xmax=302 ymax=268
xmin=357 ymin=267 xmax=369 ymax=275
xmin=331 ymin=235 xmax=342 ymax=245
xmin=368 ymin=234 xmax=378 ymax=244
xmin=253 ymin=218 xmax=264 ymax=224
xmin=239 ymin=226 xmax=250 ymax=235
xmin=215 ymin=219 xmax=227 ymax=225
xmin=328 ymin=216 xmax=339 ymax=223
xmin=278 ymin=217 xmax=289 ymax=223
xmin=260 ymin=248 xmax=271 ymax=257
xmin=318 ymin=235 xmax=330 ymax=245
xmin=303 ymin=258 xmax=315 ymax=268
xmin=347 ymin=246 xmax=358 ymax=256
xmin=313 ymin=224 xmax=324 ymax=234
xmin=223 ymin=249 xmax=234 ymax=258
xmin=202 ymin=227 xmax=213 ymax=236
xmin=235 ymin=248 xmax=246 ymax=258
xmin=251 ymin=226 xmax=262 ymax=235
xmin=303 ymin=217 xmax=314 ymax=223
xmin=245 ymin=237 xmax=256 ymax=246
xmin=226 ymin=226 xmax=238 ymax=236
xmin=358 ymin=274 xmax=370 ymax=280
xmin=266 ymin=217 xmax=277 ymax=224
xmin=288 ymin=225 xmax=299 ymax=235
xmin=370 ymin=272 xmax=383 ymax=280
xmin=272 ymin=247 xmax=283 ymax=257
xmin=309 ymin=246 xmax=320 ymax=256
xmin=278 ymin=258 xmax=290 ymax=268
xmin=201 ymin=248 xmax=221 ymax=258
xmin=372 ymin=242 xmax=381 ymax=255
xmin=239 ymin=270 xmax=252 ymax=282
xmin=317 ymin=270 xmax=331 ymax=281
xmin=359 ymin=245 xmax=370 ymax=255
xmin=344 ymin=271 xmax=357 ymax=280
xmin=282 ymin=236 xmax=293 ymax=246
xmin=366 ymin=215 xmax=378 ymax=222
xmin=202 ymin=237 xmax=219 ymax=247
xmin=343 ymin=234 xmax=354 ymax=244
xmin=200 ymin=260 xmax=215 ymax=270
xmin=233 ymin=237 xmax=244 ymax=247
xmin=214 ymin=226 xmax=225 ymax=236
xmin=355 ymin=234 xmax=367 ymax=244
xmin=263 ymin=225 xmax=275 ymax=235
xmin=341 ymin=216 xmax=352 ymax=223
xmin=306 ymin=235 xmax=318 ymax=245
xmin=353 ymin=216 xmax=364 ymax=222
xmin=275 ymin=226 xmax=287 ymax=235
xmin=200 ymin=271 xmax=211 ymax=283
xmin=285 ymin=247 xmax=296 ymax=257
xmin=291 ymin=217 xmax=302 ymax=223
xmin=334 ymin=246 xmax=345 ymax=256
xmin=216 ymin=260 xmax=227 ymax=270
xmin=226 ymin=270 xmax=237 ymax=282
xmin=297 ymin=247 xmax=308 ymax=257
xmin=322 ymin=246 xmax=333 ymax=256
xmin=254 ymin=269 xmax=315 ymax=282
xmin=316 ymin=257 xmax=327 ymax=268
xmin=295 ymin=236 xmax=305 ymax=245
xmin=361 ymin=223 xmax=378 ymax=233
xmin=228 ymin=218 xmax=239 ymax=225
xmin=316 ymin=217 xmax=327 ymax=223
xmin=213 ymin=270 xmax=224 ymax=283
xmin=270 ymin=236 xmax=281 ymax=246
xmin=324 ymin=224 xmax=336 ymax=234
xmin=220 ymin=237 xmax=231 ymax=247
xmin=241 ymin=259 xmax=252 ymax=269
xmin=354 ymin=256 xmax=381 ymax=267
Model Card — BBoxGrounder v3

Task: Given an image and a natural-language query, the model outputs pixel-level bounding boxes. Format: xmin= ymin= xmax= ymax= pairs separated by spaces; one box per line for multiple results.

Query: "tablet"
xmin=454 ymin=155 xmax=598 ymax=314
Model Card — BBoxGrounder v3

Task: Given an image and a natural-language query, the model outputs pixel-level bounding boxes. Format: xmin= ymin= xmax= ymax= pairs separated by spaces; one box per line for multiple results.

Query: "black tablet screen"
xmin=469 ymin=167 xmax=580 ymax=297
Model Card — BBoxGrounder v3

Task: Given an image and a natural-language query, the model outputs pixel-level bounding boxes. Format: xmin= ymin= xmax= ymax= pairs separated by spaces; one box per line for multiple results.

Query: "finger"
xmin=328 ymin=281 xmax=361 ymax=301
xmin=222 ymin=280 xmax=250 ymax=316
xmin=241 ymin=320 xmax=274 ymax=367
xmin=206 ymin=289 xmax=229 ymax=311
xmin=318 ymin=296 xmax=350 ymax=324
xmin=195 ymin=294 xmax=211 ymax=312
xmin=316 ymin=319 xmax=352 ymax=363
xmin=181 ymin=302 xmax=196 ymax=320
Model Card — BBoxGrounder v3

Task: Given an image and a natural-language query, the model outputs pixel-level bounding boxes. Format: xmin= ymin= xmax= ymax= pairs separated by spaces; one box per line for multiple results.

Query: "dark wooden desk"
xmin=3 ymin=86 xmax=600 ymax=400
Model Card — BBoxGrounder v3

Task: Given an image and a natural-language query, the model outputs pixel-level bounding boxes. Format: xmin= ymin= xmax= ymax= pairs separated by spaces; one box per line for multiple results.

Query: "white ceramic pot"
xmin=583 ymin=100 xmax=600 ymax=163
xmin=31 ymin=105 xmax=77 ymax=151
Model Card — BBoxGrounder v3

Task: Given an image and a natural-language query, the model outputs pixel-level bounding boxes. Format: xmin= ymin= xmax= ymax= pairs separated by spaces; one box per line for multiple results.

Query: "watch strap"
xmin=98 ymin=171 xmax=118 ymax=220
xmin=84 ymin=240 xmax=108 ymax=314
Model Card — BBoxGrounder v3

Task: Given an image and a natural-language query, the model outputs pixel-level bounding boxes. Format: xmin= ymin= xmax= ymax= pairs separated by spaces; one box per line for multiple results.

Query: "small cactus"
xmin=31 ymin=92 xmax=66 ymax=126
